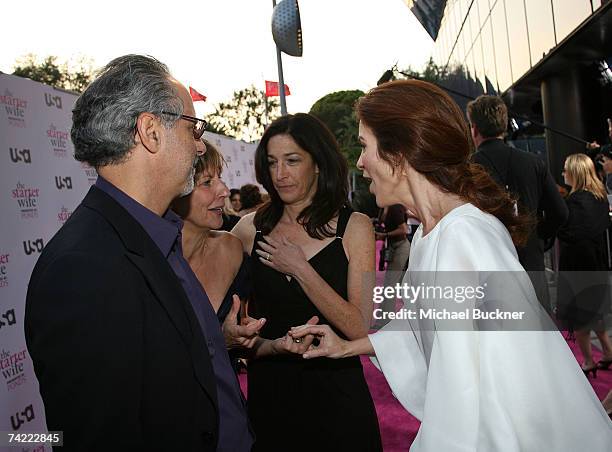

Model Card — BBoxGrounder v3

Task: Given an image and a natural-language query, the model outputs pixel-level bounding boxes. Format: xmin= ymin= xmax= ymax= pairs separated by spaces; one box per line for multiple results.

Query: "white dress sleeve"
xmin=369 ymin=322 xmax=427 ymax=420
xmin=369 ymin=208 xmax=612 ymax=451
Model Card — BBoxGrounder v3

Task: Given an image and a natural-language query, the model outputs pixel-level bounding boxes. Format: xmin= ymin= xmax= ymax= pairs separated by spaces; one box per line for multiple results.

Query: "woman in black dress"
xmin=557 ymin=153 xmax=612 ymax=377
xmin=232 ymin=113 xmax=382 ymax=451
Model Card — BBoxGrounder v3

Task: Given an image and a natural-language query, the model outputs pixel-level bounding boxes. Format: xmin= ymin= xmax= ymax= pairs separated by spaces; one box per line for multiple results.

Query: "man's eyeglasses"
xmin=161 ymin=111 xmax=208 ymax=140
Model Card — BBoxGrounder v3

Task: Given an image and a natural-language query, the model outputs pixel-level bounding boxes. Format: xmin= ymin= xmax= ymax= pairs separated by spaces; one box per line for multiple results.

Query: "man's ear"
xmin=135 ymin=112 xmax=162 ymax=154
xmin=470 ymin=122 xmax=479 ymax=139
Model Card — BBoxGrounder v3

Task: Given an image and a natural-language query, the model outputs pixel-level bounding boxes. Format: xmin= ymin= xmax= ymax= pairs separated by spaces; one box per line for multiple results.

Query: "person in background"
xmin=603 ymin=390 xmax=612 ymax=419
xmin=586 ymin=117 xmax=612 ymax=156
xmin=221 ymin=194 xmax=241 ymax=231
xmin=351 ymin=190 xmax=380 ymax=220
xmin=232 ymin=112 xmax=382 ymax=451
xmin=467 ymin=95 xmax=568 ymax=314
xmin=238 ymin=183 xmax=263 ymax=216
xmin=373 ymin=204 xmax=410 ymax=328
xmin=598 ymin=148 xmax=612 ymax=194
xmin=407 ymin=214 xmax=421 ymax=242
xmin=292 ymin=80 xmax=612 ymax=452
xmin=230 ymin=188 xmax=242 ymax=212
xmin=25 ymin=54 xmax=252 ymax=451
xmin=557 ymin=153 xmax=612 ymax=377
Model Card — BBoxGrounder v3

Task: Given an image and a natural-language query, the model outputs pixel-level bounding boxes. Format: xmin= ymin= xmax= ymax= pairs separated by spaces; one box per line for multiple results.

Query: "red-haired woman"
xmin=291 ymin=80 xmax=612 ymax=451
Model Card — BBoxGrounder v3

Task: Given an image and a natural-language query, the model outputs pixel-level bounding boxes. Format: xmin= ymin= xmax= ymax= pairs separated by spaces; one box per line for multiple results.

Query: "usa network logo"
xmin=0 ymin=347 xmax=27 ymax=392
xmin=12 ymin=182 xmax=40 ymax=219
xmin=44 ymin=92 xmax=63 ymax=109
xmin=0 ymin=89 xmax=28 ymax=128
xmin=9 ymin=147 xmax=32 ymax=164
xmin=54 ymin=176 xmax=73 ymax=190
xmin=23 ymin=238 xmax=44 ymax=256
xmin=0 ymin=308 xmax=16 ymax=330
xmin=47 ymin=123 xmax=69 ymax=158
xmin=57 ymin=205 xmax=73 ymax=224
xmin=10 ymin=402 xmax=35 ymax=430
xmin=0 ymin=253 xmax=8 ymax=288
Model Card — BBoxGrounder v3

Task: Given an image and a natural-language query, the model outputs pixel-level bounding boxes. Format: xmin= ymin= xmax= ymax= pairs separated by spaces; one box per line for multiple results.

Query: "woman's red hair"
xmin=355 ymin=79 xmax=532 ymax=246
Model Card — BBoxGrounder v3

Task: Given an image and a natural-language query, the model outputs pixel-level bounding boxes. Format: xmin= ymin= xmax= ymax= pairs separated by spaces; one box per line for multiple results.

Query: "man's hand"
xmin=222 ymin=295 xmax=266 ymax=349
xmin=586 ymin=141 xmax=601 ymax=151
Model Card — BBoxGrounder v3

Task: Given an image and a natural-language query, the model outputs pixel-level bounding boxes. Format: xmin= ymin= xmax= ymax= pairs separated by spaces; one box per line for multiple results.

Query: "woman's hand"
xmin=289 ymin=324 xmax=349 ymax=359
xmin=222 ymin=295 xmax=266 ymax=349
xmin=375 ymin=232 xmax=387 ymax=241
xmin=255 ymin=235 xmax=308 ymax=277
xmin=270 ymin=316 xmax=319 ymax=355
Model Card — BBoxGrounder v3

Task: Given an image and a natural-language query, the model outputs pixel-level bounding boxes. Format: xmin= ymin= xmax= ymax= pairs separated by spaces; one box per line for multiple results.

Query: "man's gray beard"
xmin=179 ymin=165 xmax=196 ymax=197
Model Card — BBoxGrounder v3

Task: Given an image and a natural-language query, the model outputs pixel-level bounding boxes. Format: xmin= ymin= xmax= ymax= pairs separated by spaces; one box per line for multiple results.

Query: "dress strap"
xmin=335 ymin=206 xmax=353 ymax=239
xmin=251 ymin=230 xmax=264 ymax=256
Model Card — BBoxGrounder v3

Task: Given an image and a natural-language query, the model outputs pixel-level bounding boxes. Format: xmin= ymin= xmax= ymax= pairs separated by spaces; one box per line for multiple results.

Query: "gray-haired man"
xmin=25 ymin=55 xmax=253 ymax=451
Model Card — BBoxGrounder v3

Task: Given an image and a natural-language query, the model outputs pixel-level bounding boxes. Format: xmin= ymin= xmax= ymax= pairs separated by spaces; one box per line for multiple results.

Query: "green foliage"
xmin=309 ymin=90 xmax=364 ymax=170
xmin=207 ymin=85 xmax=280 ymax=142
xmin=398 ymin=57 xmax=475 ymax=87
xmin=12 ymin=54 xmax=94 ymax=93
xmin=397 ymin=58 xmax=474 ymax=118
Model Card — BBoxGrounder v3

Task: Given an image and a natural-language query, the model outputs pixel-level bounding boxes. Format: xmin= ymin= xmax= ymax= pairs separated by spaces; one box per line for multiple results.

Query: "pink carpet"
xmin=237 ymin=241 xmax=612 ymax=450
xmin=566 ymin=336 xmax=612 ymax=400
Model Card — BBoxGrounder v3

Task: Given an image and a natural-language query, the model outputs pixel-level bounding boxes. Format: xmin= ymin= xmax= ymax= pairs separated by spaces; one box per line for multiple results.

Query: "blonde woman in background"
xmin=557 ymin=153 xmax=612 ymax=377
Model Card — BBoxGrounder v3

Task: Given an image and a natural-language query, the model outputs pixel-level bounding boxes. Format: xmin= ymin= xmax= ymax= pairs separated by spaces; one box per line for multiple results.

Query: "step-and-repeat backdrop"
xmin=0 ymin=73 xmax=257 ymax=451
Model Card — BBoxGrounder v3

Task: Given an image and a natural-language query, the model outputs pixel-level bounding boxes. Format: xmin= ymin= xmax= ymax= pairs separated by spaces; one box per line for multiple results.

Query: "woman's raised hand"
xmin=222 ymin=295 xmax=266 ymax=349
xmin=289 ymin=324 xmax=348 ymax=359
xmin=255 ymin=235 xmax=308 ymax=277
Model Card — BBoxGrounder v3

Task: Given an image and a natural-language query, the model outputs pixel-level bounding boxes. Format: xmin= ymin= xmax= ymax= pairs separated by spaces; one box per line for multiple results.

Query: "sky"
xmin=1 ymin=0 xmax=434 ymax=116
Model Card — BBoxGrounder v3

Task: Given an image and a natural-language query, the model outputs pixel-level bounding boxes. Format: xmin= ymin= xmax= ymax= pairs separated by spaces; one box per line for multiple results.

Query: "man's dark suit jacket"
xmin=473 ymin=139 xmax=568 ymax=310
xmin=25 ymin=186 xmax=220 ymax=451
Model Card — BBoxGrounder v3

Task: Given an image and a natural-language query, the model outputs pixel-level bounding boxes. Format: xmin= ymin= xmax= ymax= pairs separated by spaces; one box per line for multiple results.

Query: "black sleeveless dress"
xmin=248 ymin=207 xmax=382 ymax=451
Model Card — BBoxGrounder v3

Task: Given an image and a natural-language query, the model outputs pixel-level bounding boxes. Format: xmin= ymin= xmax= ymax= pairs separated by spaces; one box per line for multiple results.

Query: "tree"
xmin=12 ymin=54 xmax=94 ymax=93
xmin=207 ymin=85 xmax=280 ymax=142
xmin=397 ymin=58 xmax=488 ymax=113
xmin=309 ymin=90 xmax=364 ymax=170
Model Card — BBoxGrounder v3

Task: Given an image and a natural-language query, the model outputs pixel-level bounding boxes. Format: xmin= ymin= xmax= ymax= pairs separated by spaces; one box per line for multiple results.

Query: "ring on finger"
xmin=293 ymin=337 xmax=303 ymax=344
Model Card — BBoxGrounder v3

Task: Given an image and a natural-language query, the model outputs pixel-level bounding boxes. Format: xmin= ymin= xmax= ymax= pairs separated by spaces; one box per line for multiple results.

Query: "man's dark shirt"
xmin=96 ymin=177 xmax=252 ymax=452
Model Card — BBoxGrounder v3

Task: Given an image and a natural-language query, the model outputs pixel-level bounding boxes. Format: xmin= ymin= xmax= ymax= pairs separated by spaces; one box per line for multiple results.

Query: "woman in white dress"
xmin=290 ymin=80 xmax=612 ymax=451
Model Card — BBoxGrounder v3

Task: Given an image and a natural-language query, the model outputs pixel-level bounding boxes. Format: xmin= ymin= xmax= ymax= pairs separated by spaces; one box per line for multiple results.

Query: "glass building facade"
xmin=406 ymin=0 xmax=612 ymax=181
xmin=430 ymin=0 xmax=602 ymax=95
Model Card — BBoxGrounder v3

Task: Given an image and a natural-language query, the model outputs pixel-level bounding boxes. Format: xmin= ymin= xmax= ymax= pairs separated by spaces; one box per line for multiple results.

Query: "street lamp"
xmin=271 ymin=0 xmax=302 ymax=115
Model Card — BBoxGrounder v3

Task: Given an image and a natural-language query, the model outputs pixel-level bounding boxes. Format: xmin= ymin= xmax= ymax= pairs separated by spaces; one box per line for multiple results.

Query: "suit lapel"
xmin=125 ymin=252 xmax=193 ymax=347
xmin=81 ymin=186 xmax=219 ymax=412
xmin=125 ymin=251 xmax=220 ymax=411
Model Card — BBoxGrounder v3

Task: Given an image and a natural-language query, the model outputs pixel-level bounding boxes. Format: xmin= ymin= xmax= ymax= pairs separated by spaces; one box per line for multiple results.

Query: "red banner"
xmin=189 ymin=86 xmax=207 ymax=102
xmin=265 ymin=80 xmax=291 ymax=97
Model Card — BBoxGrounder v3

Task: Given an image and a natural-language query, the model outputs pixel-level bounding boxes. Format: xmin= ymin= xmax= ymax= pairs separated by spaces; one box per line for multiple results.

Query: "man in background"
xmin=467 ymin=95 xmax=568 ymax=313
xmin=587 ymin=118 xmax=612 ymax=193
xmin=230 ymin=188 xmax=242 ymax=212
